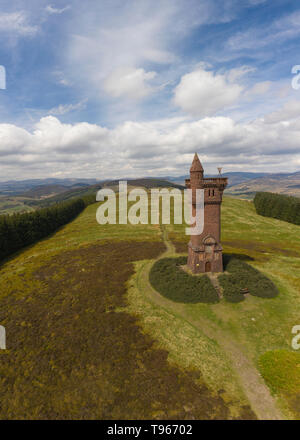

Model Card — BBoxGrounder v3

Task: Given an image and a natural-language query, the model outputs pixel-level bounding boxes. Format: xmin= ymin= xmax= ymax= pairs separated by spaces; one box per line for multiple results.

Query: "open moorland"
xmin=162 ymin=196 xmax=300 ymax=418
xmin=0 ymin=196 xmax=299 ymax=419
xmin=0 ymin=201 xmax=240 ymax=419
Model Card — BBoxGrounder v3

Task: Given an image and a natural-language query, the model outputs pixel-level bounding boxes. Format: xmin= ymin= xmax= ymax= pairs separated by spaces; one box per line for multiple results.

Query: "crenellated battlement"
xmin=187 ymin=153 xmax=227 ymax=274
xmin=185 ymin=177 xmax=227 ymax=189
xmin=203 ymin=177 xmax=228 ymax=186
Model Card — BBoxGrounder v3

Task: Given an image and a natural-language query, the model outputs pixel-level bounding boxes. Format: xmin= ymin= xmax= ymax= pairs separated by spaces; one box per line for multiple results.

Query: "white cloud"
xmin=1 ymin=1 xmax=300 ymax=180
xmin=0 ymin=11 xmax=38 ymax=36
xmin=48 ymin=100 xmax=87 ymax=115
xmin=46 ymin=5 xmax=71 ymax=15
xmin=173 ymin=67 xmax=243 ymax=117
xmin=246 ymin=81 xmax=272 ymax=96
xmin=65 ymin=2 xmax=179 ymax=97
xmin=226 ymin=66 xmax=255 ymax=83
xmin=227 ymin=10 xmax=300 ymax=51
xmin=52 ymin=70 xmax=72 ymax=87
xmin=247 ymin=0 xmax=267 ymax=5
xmin=264 ymin=100 xmax=300 ymax=124
xmin=0 ymin=124 xmax=31 ymax=156
xmin=1 ymin=110 xmax=300 ymax=180
xmin=103 ymin=67 xmax=157 ymax=100
xmin=63 ymin=0 xmax=245 ymax=103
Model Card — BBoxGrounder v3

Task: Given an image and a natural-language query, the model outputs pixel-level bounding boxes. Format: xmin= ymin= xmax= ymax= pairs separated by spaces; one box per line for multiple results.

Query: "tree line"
xmin=254 ymin=191 xmax=300 ymax=225
xmin=0 ymin=195 xmax=96 ymax=262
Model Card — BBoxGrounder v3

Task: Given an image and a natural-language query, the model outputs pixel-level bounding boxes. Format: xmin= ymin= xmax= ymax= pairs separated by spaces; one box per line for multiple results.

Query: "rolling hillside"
xmin=167 ymin=172 xmax=269 ymax=187
xmin=0 ymin=178 xmax=184 ymax=214
xmin=166 ymin=171 xmax=300 ymax=198
xmin=1 ymin=171 xmax=300 ymax=214
xmin=0 ymin=178 xmax=98 ymax=196
xmin=22 ymin=184 xmax=78 ymax=199
xmin=0 ymin=197 xmax=299 ymax=419
xmin=226 ymin=172 xmax=300 ymax=198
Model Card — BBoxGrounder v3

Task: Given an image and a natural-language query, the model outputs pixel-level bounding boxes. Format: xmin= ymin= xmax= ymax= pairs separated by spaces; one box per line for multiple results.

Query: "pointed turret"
xmin=190 ymin=153 xmax=204 ymax=183
xmin=187 ymin=153 xmax=228 ymax=274
xmin=190 ymin=153 xmax=203 ymax=172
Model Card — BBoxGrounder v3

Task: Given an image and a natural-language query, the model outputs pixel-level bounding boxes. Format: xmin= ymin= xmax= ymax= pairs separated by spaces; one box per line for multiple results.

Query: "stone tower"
xmin=185 ymin=153 xmax=228 ymax=273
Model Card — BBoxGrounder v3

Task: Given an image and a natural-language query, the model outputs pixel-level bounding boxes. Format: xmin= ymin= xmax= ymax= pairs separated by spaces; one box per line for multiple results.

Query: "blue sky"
xmin=1 ymin=0 xmax=300 ymax=180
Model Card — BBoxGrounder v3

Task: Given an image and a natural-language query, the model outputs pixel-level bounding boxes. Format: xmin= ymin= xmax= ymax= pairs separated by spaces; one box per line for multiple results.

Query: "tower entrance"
xmin=205 ymin=262 xmax=211 ymax=272
xmin=186 ymin=153 xmax=228 ymax=273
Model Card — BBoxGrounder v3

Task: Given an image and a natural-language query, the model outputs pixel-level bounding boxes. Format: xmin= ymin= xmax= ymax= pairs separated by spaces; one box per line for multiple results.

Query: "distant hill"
xmin=21 ymin=182 xmax=94 ymax=199
xmin=0 ymin=178 xmax=185 ymax=214
xmin=23 ymin=183 xmax=103 ymax=208
xmin=165 ymin=172 xmax=270 ymax=187
xmin=0 ymin=177 xmax=184 ymax=197
xmin=102 ymin=178 xmax=184 ymax=190
xmin=1 ymin=172 xmax=300 ymax=214
xmin=226 ymin=172 xmax=300 ymax=198
xmin=22 ymin=184 xmax=71 ymax=199
xmin=0 ymin=178 xmax=98 ymax=196
xmin=217 ymin=172 xmax=269 ymax=187
xmin=164 ymin=171 xmax=300 ymax=199
xmin=35 ymin=179 xmax=184 ymax=207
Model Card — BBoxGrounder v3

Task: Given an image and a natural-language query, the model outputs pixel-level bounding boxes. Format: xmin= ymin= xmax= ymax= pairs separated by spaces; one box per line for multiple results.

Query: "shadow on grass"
xmin=219 ymin=254 xmax=279 ymax=303
xmin=223 ymin=253 xmax=254 ymax=265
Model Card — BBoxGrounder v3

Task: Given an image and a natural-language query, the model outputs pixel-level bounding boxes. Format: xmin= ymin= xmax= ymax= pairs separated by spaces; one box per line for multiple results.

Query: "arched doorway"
xmin=205 ymin=261 xmax=211 ymax=272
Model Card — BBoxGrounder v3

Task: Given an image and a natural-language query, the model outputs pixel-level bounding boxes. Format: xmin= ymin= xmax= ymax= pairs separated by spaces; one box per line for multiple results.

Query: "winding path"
xmin=135 ymin=226 xmax=285 ymax=420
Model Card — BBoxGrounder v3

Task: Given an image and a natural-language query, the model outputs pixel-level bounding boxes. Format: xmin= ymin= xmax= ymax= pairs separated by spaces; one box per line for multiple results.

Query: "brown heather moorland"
xmin=0 ymin=202 xmax=255 ymax=419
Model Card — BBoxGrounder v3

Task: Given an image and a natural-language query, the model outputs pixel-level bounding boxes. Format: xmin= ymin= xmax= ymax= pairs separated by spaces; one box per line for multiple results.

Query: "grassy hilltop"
xmin=166 ymin=197 xmax=300 ymax=418
xmin=0 ymin=196 xmax=299 ymax=419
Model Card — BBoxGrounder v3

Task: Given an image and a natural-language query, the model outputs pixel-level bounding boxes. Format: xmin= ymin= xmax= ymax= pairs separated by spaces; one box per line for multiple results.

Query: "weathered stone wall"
xmin=187 ymin=154 xmax=227 ymax=273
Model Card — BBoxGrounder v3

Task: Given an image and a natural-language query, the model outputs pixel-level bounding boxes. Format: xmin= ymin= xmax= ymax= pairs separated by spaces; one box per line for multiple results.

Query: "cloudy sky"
xmin=1 ymin=0 xmax=300 ymax=181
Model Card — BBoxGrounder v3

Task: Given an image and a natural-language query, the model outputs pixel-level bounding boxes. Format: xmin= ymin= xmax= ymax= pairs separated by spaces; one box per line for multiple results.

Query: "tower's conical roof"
xmin=190 ymin=153 xmax=203 ymax=172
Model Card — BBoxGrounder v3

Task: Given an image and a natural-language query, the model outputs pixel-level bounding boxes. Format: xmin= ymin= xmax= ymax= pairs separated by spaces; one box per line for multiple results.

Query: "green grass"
xmin=126 ymin=260 xmax=255 ymax=420
xmin=165 ymin=196 xmax=300 ymax=418
xmin=258 ymin=350 xmax=300 ymax=418
xmin=219 ymin=255 xmax=279 ymax=303
xmin=0 ymin=201 xmax=237 ymax=419
xmin=258 ymin=350 xmax=300 ymax=396
xmin=0 ymin=201 xmax=162 ymax=261
xmin=1 ymin=195 xmax=299 ymax=419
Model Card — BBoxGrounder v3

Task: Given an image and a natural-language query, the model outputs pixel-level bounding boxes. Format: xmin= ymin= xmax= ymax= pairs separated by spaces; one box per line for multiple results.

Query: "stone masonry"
xmin=186 ymin=153 xmax=228 ymax=273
